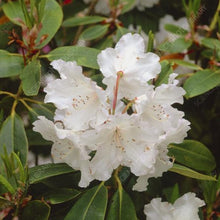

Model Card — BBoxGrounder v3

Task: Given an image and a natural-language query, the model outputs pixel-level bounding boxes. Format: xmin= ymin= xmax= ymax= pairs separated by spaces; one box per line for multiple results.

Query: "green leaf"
xmin=106 ymin=187 xmax=137 ymax=220
xmin=201 ymin=37 xmax=220 ymax=50
xmin=115 ymin=27 xmax=130 ymax=42
xmin=3 ymin=0 xmax=63 ymax=49
xmin=29 ymin=163 xmax=75 ymax=184
xmin=0 ymin=50 xmax=24 ymax=78
xmin=35 ymin=0 xmax=63 ymax=48
xmin=169 ymin=164 xmax=216 ymax=181
xmin=163 ymin=183 xmax=179 ymax=204
xmin=45 ymin=46 xmax=101 ymax=69
xmin=63 ymin=16 xmax=106 ymax=27
xmin=168 ymin=140 xmax=216 ymax=172
xmin=29 ymin=103 xmax=55 ymax=122
xmin=20 ymin=59 xmax=41 ymax=96
xmin=158 ymin=37 xmax=192 ymax=53
xmin=21 ymin=200 xmax=50 ymax=220
xmin=80 ymin=25 xmax=109 ymax=41
xmin=64 ymin=183 xmax=108 ymax=220
xmin=0 ymin=196 xmax=13 ymax=211
xmin=183 ymin=69 xmax=220 ymax=98
xmin=169 ymin=59 xmax=202 ymax=70
xmin=121 ymin=0 xmax=136 ymax=14
xmin=155 ymin=60 xmax=173 ymax=86
xmin=2 ymin=1 xmax=26 ymax=26
xmin=0 ymin=174 xmax=15 ymax=194
xmin=147 ymin=30 xmax=154 ymax=52
xmin=44 ymin=188 xmax=80 ymax=204
xmin=0 ymin=113 xmax=28 ymax=166
xmin=164 ymin=24 xmax=188 ymax=35
xmin=199 ymin=178 xmax=219 ymax=206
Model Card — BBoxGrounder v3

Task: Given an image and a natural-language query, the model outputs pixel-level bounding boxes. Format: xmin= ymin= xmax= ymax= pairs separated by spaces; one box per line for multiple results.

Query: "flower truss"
xmin=33 ymin=33 xmax=190 ymax=190
xmin=144 ymin=192 xmax=205 ymax=220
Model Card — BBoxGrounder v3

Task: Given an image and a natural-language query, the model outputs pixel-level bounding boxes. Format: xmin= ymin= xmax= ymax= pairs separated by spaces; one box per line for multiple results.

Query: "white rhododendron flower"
xmin=156 ymin=15 xmax=189 ymax=45
xmin=33 ymin=33 xmax=190 ymax=189
xmin=98 ymin=33 xmax=161 ymax=100
xmin=33 ymin=116 xmax=93 ymax=187
xmin=83 ymin=0 xmax=110 ymax=15
xmin=144 ymin=192 xmax=205 ymax=220
xmin=136 ymin=0 xmax=159 ymax=11
xmin=44 ymin=59 xmax=109 ymax=131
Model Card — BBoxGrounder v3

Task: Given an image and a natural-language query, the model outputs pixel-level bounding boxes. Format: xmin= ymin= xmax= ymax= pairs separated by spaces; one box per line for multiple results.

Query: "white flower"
xmin=132 ymin=74 xmax=190 ymax=191
xmin=33 ymin=34 xmax=190 ymax=190
xmin=144 ymin=192 xmax=205 ymax=220
xmin=136 ymin=0 xmax=159 ymax=11
xmin=80 ymin=113 xmax=159 ymax=181
xmin=33 ymin=116 xmax=93 ymax=187
xmin=98 ymin=33 xmax=161 ymax=100
xmin=83 ymin=0 xmax=110 ymax=15
xmin=44 ymin=59 xmax=109 ymax=131
xmin=156 ymin=15 xmax=190 ymax=45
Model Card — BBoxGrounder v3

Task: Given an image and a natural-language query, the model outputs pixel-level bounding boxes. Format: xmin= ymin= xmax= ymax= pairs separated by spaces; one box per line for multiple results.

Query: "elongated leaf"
xmin=159 ymin=37 xmax=192 ymax=53
xmin=64 ymin=183 xmax=107 ymax=220
xmin=169 ymin=164 xmax=216 ymax=181
xmin=20 ymin=59 xmax=41 ymax=96
xmin=0 ymin=113 xmax=28 ymax=166
xmin=0 ymin=50 xmax=24 ymax=78
xmin=183 ymin=69 xmax=220 ymax=98
xmin=115 ymin=27 xmax=130 ymax=42
xmin=29 ymin=163 xmax=74 ymax=184
xmin=169 ymin=59 xmax=202 ymax=70
xmin=121 ymin=0 xmax=136 ymax=14
xmin=164 ymin=24 xmax=188 ymax=35
xmin=163 ymin=183 xmax=179 ymax=204
xmin=169 ymin=140 xmax=216 ymax=172
xmin=36 ymin=0 xmax=63 ymax=48
xmin=29 ymin=103 xmax=55 ymax=122
xmin=63 ymin=16 xmax=106 ymax=27
xmin=45 ymin=46 xmax=100 ymax=69
xmin=106 ymin=187 xmax=137 ymax=220
xmin=0 ymin=196 xmax=13 ymax=211
xmin=44 ymin=188 xmax=80 ymax=204
xmin=201 ymin=37 xmax=220 ymax=50
xmin=0 ymin=174 xmax=15 ymax=194
xmin=80 ymin=25 xmax=109 ymax=41
xmin=2 ymin=1 xmax=26 ymax=25
xmin=155 ymin=60 xmax=173 ymax=86
xmin=21 ymin=200 xmax=50 ymax=220
xmin=3 ymin=0 xmax=63 ymax=49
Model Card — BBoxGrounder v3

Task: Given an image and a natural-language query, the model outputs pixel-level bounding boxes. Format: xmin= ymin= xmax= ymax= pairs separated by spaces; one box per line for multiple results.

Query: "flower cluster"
xmin=33 ymin=33 xmax=190 ymax=190
xmin=144 ymin=192 xmax=205 ymax=220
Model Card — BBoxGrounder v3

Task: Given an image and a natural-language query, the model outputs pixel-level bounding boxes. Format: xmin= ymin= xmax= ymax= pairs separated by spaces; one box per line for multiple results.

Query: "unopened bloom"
xmin=144 ymin=192 xmax=205 ymax=220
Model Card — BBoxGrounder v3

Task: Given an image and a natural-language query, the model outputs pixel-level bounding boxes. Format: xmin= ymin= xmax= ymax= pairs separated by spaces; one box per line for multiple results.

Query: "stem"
xmin=112 ymin=71 xmax=123 ymax=115
xmin=72 ymin=0 xmax=98 ymax=45
xmin=209 ymin=0 xmax=220 ymax=34
xmin=122 ymin=101 xmax=134 ymax=114
xmin=23 ymin=97 xmax=43 ymax=105
xmin=20 ymin=47 xmax=27 ymax=66
xmin=113 ymin=166 xmax=122 ymax=190
xmin=11 ymin=100 xmax=18 ymax=115
xmin=0 ymin=91 xmax=16 ymax=98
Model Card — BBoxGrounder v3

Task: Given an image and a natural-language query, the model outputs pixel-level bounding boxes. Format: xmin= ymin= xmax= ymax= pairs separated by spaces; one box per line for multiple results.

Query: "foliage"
xmin=0 ymin=0 xmax=219 ymax=219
